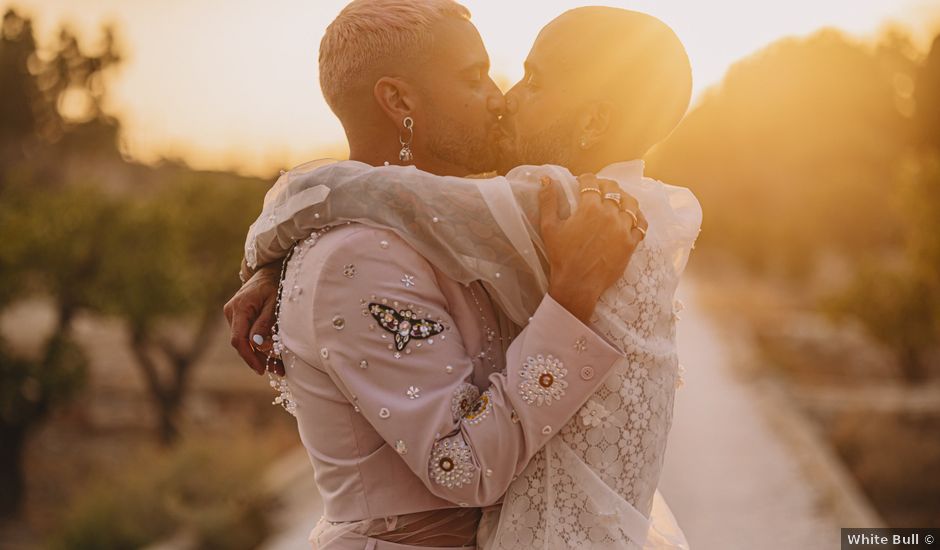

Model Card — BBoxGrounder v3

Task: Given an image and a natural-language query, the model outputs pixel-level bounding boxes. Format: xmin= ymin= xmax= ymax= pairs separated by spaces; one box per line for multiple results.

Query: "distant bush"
xmin=648 ymin=28 xmax=918 ymax=278
xmin=50 ymin=436 xmax=275 ymax=550
xmin=825 ymin=155 xmax=940 ymax=383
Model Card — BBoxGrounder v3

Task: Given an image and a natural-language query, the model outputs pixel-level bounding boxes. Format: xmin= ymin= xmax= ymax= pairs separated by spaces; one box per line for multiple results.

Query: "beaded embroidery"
xmin=518 ymin=354 xmax=568 ymax=406
xmin=451 ymin=382 xmax=480 ymax=421
xmin=464 ymin=390 xmax=492 ymax=424
xmin=429 ymin=437 xmax=475 ymax=488
xmin=267 ymin=228 xmax=334 ymax=417
xmin=368 ymin=303 xmax=446 ymax=352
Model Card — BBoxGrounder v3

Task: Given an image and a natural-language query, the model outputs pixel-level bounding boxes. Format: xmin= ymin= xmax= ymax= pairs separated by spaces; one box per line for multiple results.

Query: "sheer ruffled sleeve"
xmin=244 ymin=159 xmax=702 ymax=329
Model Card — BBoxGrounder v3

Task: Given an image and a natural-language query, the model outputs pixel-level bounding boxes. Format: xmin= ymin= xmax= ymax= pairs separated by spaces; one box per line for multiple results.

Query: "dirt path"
xmin=657 ymin=281 xmax=845 ymax=550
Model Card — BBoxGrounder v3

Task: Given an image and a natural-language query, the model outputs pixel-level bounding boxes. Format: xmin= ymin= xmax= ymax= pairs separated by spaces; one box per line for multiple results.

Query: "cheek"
xmin=515 ymin=101 xmax=547 ymax=134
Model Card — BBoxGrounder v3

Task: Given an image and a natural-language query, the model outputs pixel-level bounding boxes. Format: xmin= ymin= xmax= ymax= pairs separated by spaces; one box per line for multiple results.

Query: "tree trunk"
xmin=0 ymin=424 xmax=27 ymax=519
xmin=899 ymin=345 xmax=928 ymax=384
xmin=0 ymin=301 xmax=78 ymax=517
xmin=130 ymin=308 xmax=220 ymax=445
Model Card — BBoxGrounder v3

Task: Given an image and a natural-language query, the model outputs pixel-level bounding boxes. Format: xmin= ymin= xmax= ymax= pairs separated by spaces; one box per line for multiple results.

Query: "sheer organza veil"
xmin=246 ymin=159 xmax=700 ymax=549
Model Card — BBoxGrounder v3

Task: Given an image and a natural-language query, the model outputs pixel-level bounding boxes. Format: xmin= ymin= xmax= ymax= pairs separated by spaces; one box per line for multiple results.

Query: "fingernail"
xmin=252 ymin=334 xmax=264 ymax=345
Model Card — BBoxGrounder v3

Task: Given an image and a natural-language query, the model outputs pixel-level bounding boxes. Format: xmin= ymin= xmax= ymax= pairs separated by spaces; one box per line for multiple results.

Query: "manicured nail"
xmin=252 ymin=334 xmax=264 ymax=345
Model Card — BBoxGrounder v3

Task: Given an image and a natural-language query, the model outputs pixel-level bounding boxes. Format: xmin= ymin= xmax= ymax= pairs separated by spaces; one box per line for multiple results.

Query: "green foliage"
xmin=0 ymin=180 xmax=121 ymax=309
xmin=826 ymin=155 xmax=940 ymax=382
xmin=50 ymin=437 xmax=274 ymax=550
xmin=0 ymin=179 xmax=116 ymax=431
xmin=0 ymin=336 xmax=87 ymax=431
xmin=649 ymin=28 xmax=918 ymax=277
xmin=90 ymin=170 xmax=263 ymax=330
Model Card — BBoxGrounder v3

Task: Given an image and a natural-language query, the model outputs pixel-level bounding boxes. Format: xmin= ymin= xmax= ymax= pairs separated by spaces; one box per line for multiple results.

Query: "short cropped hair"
xmin=319 ymin=0 xmax=471 ymax=114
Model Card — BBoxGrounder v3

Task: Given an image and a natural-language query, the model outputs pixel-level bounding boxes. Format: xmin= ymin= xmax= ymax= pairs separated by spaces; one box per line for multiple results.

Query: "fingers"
xmin=249 ymin=299 xmax=284 ymax=376
xmin=223 ymin=296 xmax=235 ymax=326
xmin=230 ymin=300 xmax=267 ymax=376
xmin=631 ymin=209 xmax=649 ymax=241
xmin=538 ymin=176 xmax=560 ymax=237
xmin=576 ymin=174 xmax=603 ymax=207
xmin=636 ymin=209 xmax=649 ymax=232
xmin=596 ymin=178 xmax=625 ymax=213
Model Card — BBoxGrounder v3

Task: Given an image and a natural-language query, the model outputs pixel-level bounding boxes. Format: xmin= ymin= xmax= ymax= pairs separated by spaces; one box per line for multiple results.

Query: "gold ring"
xmin=622 ymin=209 xmax=639 ymax=227
xmin=579 ymin=187 xmax=602 ymax=196
xmin=603 ymin=192 xmax=622 ymax=207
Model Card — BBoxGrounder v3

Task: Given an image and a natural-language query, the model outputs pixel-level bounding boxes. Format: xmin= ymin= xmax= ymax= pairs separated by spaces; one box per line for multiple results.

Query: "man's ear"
xmin=374 ymin=76 xmax=417 ymax=127
xmin=577 ymin=101 xmax=614 ymax=150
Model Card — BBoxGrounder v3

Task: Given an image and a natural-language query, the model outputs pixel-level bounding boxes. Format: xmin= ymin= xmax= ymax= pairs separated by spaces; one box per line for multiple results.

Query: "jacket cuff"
xmin=535 ymin=293 xmax=626 ymax=358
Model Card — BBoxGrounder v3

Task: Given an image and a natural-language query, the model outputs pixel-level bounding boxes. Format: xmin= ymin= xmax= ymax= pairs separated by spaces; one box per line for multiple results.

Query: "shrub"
xmin=50 ymin=436 xmax=275 ymax=550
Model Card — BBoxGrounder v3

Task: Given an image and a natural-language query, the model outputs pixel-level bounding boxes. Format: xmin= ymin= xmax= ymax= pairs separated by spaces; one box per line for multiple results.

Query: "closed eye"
xmin=524 ymin=71 xmax=538 ymax=87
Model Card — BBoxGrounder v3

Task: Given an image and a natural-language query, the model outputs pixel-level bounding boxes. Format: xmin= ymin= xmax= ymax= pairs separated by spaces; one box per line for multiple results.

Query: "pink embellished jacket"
xmin=277 ymin=223 xmax=625 ymax=549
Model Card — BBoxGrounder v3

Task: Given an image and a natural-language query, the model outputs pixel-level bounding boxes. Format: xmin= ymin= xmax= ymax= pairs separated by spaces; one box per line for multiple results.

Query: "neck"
xmin=348 ymin=142 xmax=399 ymax=167
xmin=348 ymin=141 xmax=472 ymax=177
xmin=413 ymin=157 xmax=473 ymax=177
xmin=572 ymin=144 xmax=647 ymax=174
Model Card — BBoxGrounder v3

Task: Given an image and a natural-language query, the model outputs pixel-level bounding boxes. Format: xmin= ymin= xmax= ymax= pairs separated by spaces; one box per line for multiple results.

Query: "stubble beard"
xmin=424 ymin=113 xmax=498 ymax=175
xmin=513 ymin=113 xmax=578 ymax=168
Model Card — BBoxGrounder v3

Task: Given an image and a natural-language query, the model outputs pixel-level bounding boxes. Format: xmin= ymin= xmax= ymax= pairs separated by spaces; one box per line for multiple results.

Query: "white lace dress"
xmin=480 ymin=239 xmax=690 ymax=549
xmin=246 ymin=159 xmax=701 ymax=549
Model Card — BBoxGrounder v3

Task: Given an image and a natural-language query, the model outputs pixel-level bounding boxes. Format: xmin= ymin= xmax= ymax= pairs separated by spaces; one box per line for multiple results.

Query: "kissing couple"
xmin=224 ymin=1 xmax=702 ymax=548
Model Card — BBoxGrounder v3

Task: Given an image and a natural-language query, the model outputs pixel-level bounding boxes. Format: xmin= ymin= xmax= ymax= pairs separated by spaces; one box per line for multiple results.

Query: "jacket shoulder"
xmin=312 ymin=223 xmax=423 ymax=266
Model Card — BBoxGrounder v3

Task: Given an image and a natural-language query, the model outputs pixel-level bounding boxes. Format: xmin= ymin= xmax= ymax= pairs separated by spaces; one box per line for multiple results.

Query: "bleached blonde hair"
xmin=319 ymin=0 xmax=471 ymax=115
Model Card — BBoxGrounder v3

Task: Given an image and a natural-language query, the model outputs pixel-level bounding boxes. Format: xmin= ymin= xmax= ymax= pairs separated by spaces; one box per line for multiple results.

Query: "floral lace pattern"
xmin=491 ymin=242 xmax=683 ymax=549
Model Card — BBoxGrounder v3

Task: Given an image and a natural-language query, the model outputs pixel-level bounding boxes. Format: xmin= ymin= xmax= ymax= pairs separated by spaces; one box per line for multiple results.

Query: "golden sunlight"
xmin=10 ymin=0 xmax=938 ymax=176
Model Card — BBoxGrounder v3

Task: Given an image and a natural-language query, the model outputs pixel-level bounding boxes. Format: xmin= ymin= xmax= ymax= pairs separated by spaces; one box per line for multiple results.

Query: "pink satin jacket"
xmin=277 ymin=223 xmax=625 ymax=549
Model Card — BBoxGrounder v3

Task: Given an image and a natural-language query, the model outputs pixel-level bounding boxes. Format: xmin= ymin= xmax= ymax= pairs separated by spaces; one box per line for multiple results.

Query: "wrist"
xmin=547 ymin=281 xmax=597 ymax=324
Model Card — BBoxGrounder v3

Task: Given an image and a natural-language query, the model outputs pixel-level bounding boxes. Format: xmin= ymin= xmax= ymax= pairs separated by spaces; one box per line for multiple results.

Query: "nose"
xmin=487 ymin=91 xmax=506 ymax=117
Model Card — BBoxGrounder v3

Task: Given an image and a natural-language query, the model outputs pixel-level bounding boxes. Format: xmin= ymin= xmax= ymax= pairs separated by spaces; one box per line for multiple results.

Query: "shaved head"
xmin=548 ymin=7 xmax=691 ymax=140
xmin=502 ymin=7 xmax=692 ymax=172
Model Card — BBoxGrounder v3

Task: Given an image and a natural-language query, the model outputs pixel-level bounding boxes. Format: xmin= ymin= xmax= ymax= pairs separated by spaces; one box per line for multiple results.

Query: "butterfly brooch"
xmin=369 ymin=303 xmax=446 ymax=352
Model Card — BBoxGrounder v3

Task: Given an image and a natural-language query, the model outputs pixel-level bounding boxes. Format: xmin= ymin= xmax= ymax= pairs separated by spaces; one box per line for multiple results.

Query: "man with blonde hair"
xmin=226 ymin=2 xmax=697 ymax=548
xmin=317 ymin=0 xmax=504 ymax=178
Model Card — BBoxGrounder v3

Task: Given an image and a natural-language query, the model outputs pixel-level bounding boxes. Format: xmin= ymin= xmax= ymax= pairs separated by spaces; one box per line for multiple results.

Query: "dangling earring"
xmin=399 ymin=116 xmax=414 ymax=163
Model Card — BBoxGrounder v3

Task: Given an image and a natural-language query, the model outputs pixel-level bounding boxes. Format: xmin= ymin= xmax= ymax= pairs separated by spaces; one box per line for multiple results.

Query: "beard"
xmin=510 ymin=112 xmax=578 ymax=168
xmin=423 ymin=111 xmax=498 ymax=175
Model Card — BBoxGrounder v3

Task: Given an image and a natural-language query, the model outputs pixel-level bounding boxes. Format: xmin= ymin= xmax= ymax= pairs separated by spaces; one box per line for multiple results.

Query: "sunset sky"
xmin=10 ymin=0 xmax=940 ymax=177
